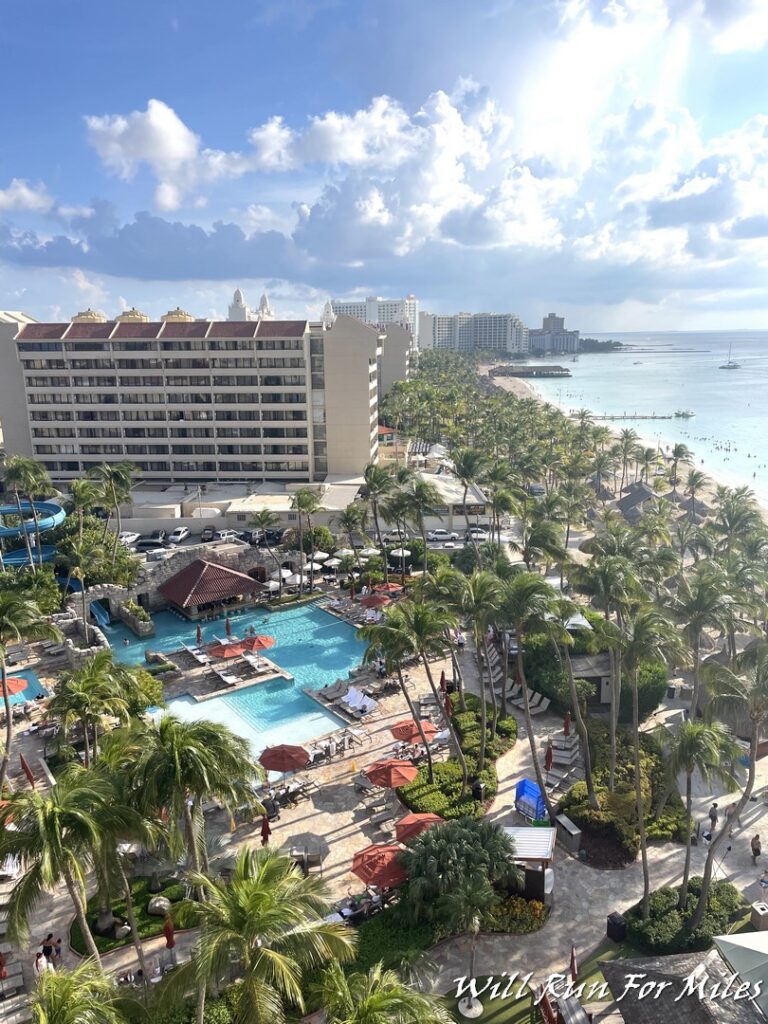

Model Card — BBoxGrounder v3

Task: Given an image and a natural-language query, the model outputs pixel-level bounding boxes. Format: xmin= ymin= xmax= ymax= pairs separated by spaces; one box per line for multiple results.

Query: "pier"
xmin=592 ymin=413 xmax=674 ymax=421
xmin=491 ymin=365 xmax=572 ymax=378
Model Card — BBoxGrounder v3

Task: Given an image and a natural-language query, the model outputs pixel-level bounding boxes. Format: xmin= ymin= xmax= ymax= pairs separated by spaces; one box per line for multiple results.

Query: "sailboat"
xmin=720 ymin=344 xmax=740 ymax=370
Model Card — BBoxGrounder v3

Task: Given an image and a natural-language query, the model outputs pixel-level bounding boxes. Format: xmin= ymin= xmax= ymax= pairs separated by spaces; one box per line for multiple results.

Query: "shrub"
xmin=122 ymin=598 xmax=150 ymax=622
xmin=399 ymin=760 xmax=480 ymax=818
xmin=618 ymin=661 xmax=668 ymax=724
xmin=0 ymin=566 xmax=62 ymax=614
xmin=354 ymin=904 xmax=436 ymax=972
xmin=626 ymin=879 xmax=744 ymax=954
xmin=483 ymin=895 xmax=547 ymax=935
xmin=70 ymin=876 xmax=184 ymax=955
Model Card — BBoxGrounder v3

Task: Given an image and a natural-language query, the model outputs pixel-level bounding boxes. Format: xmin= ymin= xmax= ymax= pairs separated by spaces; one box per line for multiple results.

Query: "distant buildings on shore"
xmin=331 ymin=295 xmax=419 ymax=346
xmin=419 ymin=310 xmax=530 ymax=355
xmin=529 ymin=313 xmax=580 ymax=354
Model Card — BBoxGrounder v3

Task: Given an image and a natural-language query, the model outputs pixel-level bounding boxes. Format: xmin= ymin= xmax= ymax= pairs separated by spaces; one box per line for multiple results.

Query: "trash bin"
xmin=607 ymin=911 xmax=626 ymax=942
xmin=472 ymin=780 xmax=486 ymax=802
xmin=555 ymin=813 xmax=582 ymax=854
xmin=751 ymin=902 xmax=768 ymax=931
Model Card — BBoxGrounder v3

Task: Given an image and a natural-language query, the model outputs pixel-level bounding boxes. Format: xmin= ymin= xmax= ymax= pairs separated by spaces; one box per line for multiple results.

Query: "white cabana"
xmin=324 ymin=558 xmax=342 ymax=568
xmin=305 ymin=562 xmax=325 ymax=572
xmin=502 ymin=826 xmax=557 ymax=865
xmin=715 ymin=932 xmax=768 ymax=1018
xmin=284 ymin=573 xmax=307 ymax=586
xmin=313 ymin=551 xmax=330 ymax=561
xmin=390 ymin=548 xmax=411 ymax=559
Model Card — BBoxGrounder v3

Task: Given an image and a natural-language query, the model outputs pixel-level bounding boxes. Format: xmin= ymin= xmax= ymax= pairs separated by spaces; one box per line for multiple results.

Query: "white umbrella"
xmin=265 ymin=580 xmax=280 ymax=592
xmin=285 ymin=573 xmax=305 ymax=586
xmin=324 ymin=558 xmax=342 ymax=568
xmin=390 ymin=548 xmax=411 ymax=558
xmin=335 ymin=548 xmax=355 ymax=558
xmin=313 ymin=551 xmax=330 ymax=561
xmin=360 ymin=547 xmax=380 ymax=557
xmin=305 ymin=562 xmax=324 ymax=572
xmin=270 ymin=568 xmax=293 ymax=580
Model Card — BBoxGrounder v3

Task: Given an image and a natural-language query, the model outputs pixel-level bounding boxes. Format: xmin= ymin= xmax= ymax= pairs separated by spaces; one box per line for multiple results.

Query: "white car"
xmin=145 ymin=548 xmax=170 ymax=562
xmin=427 ymin=529 xmax=459 ymax=542
xmin=383 ymin=530 xmax=410 ymax=543
xmin=465 ymin=526 xmax=489 ymax=542
xmin=168 ymin=526 xmax=190 ymax=544
xmin=118 ymin=531 xmax=141 ymax=546
xmin=213 ymin=529 xmax=243 ymax=543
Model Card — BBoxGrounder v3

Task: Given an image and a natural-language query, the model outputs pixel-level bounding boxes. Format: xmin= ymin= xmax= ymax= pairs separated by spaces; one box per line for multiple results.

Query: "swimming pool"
xmin=4 ymin=668 xmax=48 ymax=706
xmin=103 ymin=604 xmax=365 ymax=752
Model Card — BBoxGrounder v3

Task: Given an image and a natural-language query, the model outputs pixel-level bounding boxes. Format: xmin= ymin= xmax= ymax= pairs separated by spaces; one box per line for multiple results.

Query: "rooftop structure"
xmin=331 ymin=295 xmax=419 ymax=346
xmin=228 ymin=288 xmax=275 ymax=322
xmin=158 ymin=558 xmax=263 ymax=614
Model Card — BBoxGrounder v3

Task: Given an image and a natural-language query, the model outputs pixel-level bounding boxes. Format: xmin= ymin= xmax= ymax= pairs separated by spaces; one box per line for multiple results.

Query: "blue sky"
xmin=1 ymin=0 xmax=768 ymax=329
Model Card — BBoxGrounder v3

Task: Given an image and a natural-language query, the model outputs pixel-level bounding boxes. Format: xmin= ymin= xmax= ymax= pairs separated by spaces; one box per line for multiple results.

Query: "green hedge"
xmin=354 ymin=904 xmax=437 ymax=972
xmin=626 ymin=878 xmax=744 ymax=954
xmin=482 ymin=895 xmax=547 ymax=935
xmin=70 ymin=876 xmax=184 ymax=955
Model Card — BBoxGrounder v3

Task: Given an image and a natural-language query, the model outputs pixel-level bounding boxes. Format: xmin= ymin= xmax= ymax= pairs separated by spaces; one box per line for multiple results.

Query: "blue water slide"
xmin=90 ymin=601 xmax=110 ymax=627
xmin=0 ymin=500 xmax=66 ymax=565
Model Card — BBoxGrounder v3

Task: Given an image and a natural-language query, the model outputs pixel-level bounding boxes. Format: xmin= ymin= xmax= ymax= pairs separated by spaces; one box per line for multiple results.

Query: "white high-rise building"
xmin=331 ymin=295 xmax=419 ymax=346
xmin=228 ymin=288 xmax=274 ymax=322
xmin=419 ymin=311 xmax=528 ymax=354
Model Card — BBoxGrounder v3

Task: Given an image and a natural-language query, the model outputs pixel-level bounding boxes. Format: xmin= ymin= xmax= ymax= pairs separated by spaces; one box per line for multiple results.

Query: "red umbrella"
xmin=360 ymin=594 xmax=391 ymax=609
xmin=259 ymin=744 xmax=309 ymax=773
xmin=439 ymin=670 xmax=446 ymax=693
xmin=19 ymin=753 xmax=35 ymax=789
xmin=209 ymin=643 xmax=245 ymax=659
xmin=351 ymin=844 xmax=407 ymax=888
xmin=444 ymin=694 xmax=453 ymax=718
xmin=396 ymin=812 xmax=444 ymax=844
xmin=225 ymin=617 xmax=233 ymax=638
xmin=391 ymin=719 xmax=438 ymax=744
xmin=196 ymin=624 xmax=203 ymax=646
xmin=364 ymin=759 xmax=419 ymax=788
xmin=2 ymin=678 xmax=28 ymax=697
xmin=373 ymin=582 xmax=403 ymax=594
xmin=260 ymin=815 xmax=272 ymax=847
xmin=544 ymin=744 xmax=554 ymax=772
xmin=563 ymin=711 xmax=572 ymax=737
xmin=570 ymin=943 xmax=578 ymax=983
xmin=242 ymin=635 xmax=275 ymax=652
xmin=163 ymin=916 xmax=176 ymax=950
xmin=350 ymin=581 xmax=356 ymax=599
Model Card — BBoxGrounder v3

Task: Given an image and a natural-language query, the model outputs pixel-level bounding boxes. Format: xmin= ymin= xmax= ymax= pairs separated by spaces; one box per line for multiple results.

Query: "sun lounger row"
xmin=511 ymin=690 xmax=551 ymax=715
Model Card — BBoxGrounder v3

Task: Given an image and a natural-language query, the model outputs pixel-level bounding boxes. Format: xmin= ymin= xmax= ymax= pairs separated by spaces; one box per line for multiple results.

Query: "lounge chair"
xmin=353 ymin=773 xmax=376 ymax=794
xmin=529 ymin=697 xmax=551 ymax=716
xmin=369 ymin=809 xmax=396 ymax=826
xmin=512 ymin=690 xmax=542 ymax=709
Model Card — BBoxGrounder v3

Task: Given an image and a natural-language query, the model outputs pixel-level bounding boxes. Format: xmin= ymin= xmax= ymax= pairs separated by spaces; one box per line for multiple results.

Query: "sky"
xmin=1 ymin=0 xmax=768 ymax=330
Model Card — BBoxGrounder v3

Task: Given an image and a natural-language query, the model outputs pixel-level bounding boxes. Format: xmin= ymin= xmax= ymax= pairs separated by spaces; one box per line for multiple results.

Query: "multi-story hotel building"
xmin=528 ymin=313 xmax=580 ymax=354
xmin=418 ymin=310 xmax=529 ymax=354
xmin=0 ymin=307 xmax=387 ymax=485
xmin=331 ymin=294 xmax=419 ymax=346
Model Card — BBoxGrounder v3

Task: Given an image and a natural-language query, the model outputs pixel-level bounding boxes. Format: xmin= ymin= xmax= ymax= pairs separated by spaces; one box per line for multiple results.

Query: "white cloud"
xmin=0 ymin=179 xmax=54 ymax=213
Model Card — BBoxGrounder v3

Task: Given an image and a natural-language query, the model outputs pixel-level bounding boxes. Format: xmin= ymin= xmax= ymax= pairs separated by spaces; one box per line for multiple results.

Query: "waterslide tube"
xmin=0 ymin=500 xmax=66 ymax=565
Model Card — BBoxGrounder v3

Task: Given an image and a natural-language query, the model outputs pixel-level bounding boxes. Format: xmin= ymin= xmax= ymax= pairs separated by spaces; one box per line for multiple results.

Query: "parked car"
xmin=213 ymin=529 xmax=243 ymax=543
xmin=136 ymin=536 xmax=168 ymax=550
xmin=528 ymin=483 xmax=547 ymax=498
xmin=146 ymin=548 xmax=170 ymax=562
xmin=383 ymin=529 xmax=410 ymax=542
xmin=168 ymin=526 xmax=190 ymax=544
xmin=262 ymin=528 xmax=285 ymax=545
xmin=239 ymin=529 xmax=264 ymax=546
xmin=465 ymin=526 xmax=489 ymax=542
xmin=150 ymin=528 xmax=167 ymax=542
xmin=200 ymin=527 xmax=215 ymax=542
xmin=118 ymin=531 xmax=140 ymax=546
xmin=427 ymin=528 xmax=459 ymax=542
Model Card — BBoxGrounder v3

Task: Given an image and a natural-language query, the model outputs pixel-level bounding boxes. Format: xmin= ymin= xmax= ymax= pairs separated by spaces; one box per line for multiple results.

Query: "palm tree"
xmin=320 ymin=960 xmax=453 ymax=1024
xmin=68 ymin=479 xmax=102 ymax=543
xmin=498 ymin=573 xmax=557 ymax=819
xmin=249 ymin=508 xmax=283 ymax=599
xmin=173 ymin=847 xmax=356 ymax=1024
xmin=89 ymin=462 xmax=137 ymax=569
xmin=30 ymin=957 xmax=141 ymax=1024
xmin=669 ymin=443 xmax=692 ymax=496
xmin=0 ymin=592 xmax=61 ymax=791
xmin=291 ymin=487 xmax=322 ymax=596
xmin=673 ymin=565 xmax=732 ymax=716
xmin=620 ymin=607 xmax=685 ymax=919
xmin=656 ymin=720 xmax=736 ymax=911
xmin=363 ymin=463 xmax=393 ymax=578
xmin=0 ymin=766 xmax=139 ymax=963
xmin=617 ymin=429 xmax=639 ymax=492
xmin=436 ymin=874 xmax=497 ymax=1018
xmin=402 ymin=478 xmax=443 ymax=575
xmin=510 ymin=518 xmax=565 ymax=572
xmin=453 ymin=448 xmax=487 ymax=562
xmin=55 ymin=534 xmax=107 ymax=647
xmin=684 ymin=467 xmax=708 ymax=520
xmin=455 ymin=571 xmax=502 ymax=768
xmin=710 ymin=486 xmax=762 ymax=558
xmin=332 ymin=504 xmax=364 ymax=569
xmin=4 ymin=454 xmax=51 ymax=570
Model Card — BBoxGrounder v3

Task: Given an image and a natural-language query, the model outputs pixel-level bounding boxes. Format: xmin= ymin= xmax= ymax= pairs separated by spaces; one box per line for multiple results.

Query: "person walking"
xmin=52 ymin=937 xmax=63 ymax=968
xmin=40 ymin=933 xmax=54 ymax=964
xmin=752 ymin=834 xmax=762 ymax=864
xmin=709 ymin=803 xmax=719 ymax=831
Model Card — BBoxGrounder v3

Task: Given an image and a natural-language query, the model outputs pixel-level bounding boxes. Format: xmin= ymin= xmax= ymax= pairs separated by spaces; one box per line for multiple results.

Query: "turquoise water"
xmin=529 ymin=331 xmax=768 ymax=507
xmin=103 ymin=605 xmax=365 ymax=752
xmin=5 ymin=668 xmax=47 ymax=706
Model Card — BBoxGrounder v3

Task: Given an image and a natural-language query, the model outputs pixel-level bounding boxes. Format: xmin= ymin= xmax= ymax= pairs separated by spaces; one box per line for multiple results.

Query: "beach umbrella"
xmin=563 ymin=710 xmax=571 ymax=737
xmin=439 ymin=669 xmax=446 ymax=693
xmin=265 ymin=580 xmax=280 ymax=592
xmin=389 ymin=548 xmax=411 ymax=559
xmin=163 ymin=916 xmax=176 ymax=950
xmin=373 ymin=582 xmax=403 ymax=594
xmin=391 ymin=719 xmax=438 ymax=744
xmin=270 ymin=568 xmax=293 ymax=580
xmin=260 ymin=815 xmax=272 ymax=847
xmin=2 ymin=678 xmax=29 ymax=697
xmin=285 ymin=573 xmax=305 ymax=586
xmin=544 ymin=744 xmax=554 ymax=772
xmin=19 ymin=753 xmax=35 ymax=789
xmin=444 ymin=694 xmax=453 ymax=718
xmin=396 ymin=812 xmax=444 ymax=844
xmin=335 ymin=548 xmax=355 ymax=558
xmin=570 ymin=944 xmax=578 ymax=984
xmin=360 ymin=594 xmax=391 ymax=609
xmin=364 ymin=759 xmax=419 ymax=788
xmin=325 ymin=557 xmax=342 ymax=568
xmin=360 ymin=547 xmax=380 ymax=557
xmin=196 ymin=624 xmax=203 ymax=645
xmin=242 ymin=635 xmax=275 ymax=652
xmin=351 ymin=844 xmax=407 ymax=888
xmin=209 ymin=642 xmax=245 ymax=659
xmin=305 ymin=562 xmax=325 ymax=572
xmin=313 ymin=551 xmax=330 ymax=561
xmin=225 ymin=617 xmax=233 ymax=638
xmin=259 ymin=744 xmax=309 ymax=774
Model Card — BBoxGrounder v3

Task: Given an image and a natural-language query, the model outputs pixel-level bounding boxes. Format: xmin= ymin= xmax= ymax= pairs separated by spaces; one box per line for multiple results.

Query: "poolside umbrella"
xmin=2 ymin=678 xmax=28 ymax=697
xmin=265 ymin=580 xmax=280 ymax=592
xmin=396 ymin=812 xmax=444 ymax=844
xmin=325 ymin=557 xmax=341 ymax=568
xmin=544 ymin=744 xmax=554 ymax=772
xmin=19 ymin=753 xmax=35 ymax=789
xmin=285 ymin=573 xmax=305 ymax=587
xmin=260 ymin=815 xmax=272 ymax=847
xmin=360 ymin=594 xmax=391 ymax=609
xmin=305 ymin=562 xmax=324 ymax=572
xmin=569 ymin=943 xmax=578 ymax=984
xmin=259 ymin=744 xmax=309 ymax=774
xmin=389 ymin=548 xmax=411 ymax=559
xmin=271 ymin=568 xmax=293 ymax=580
xmin=196 ymin=624 xmax=203 ymax=645
xmin=563 ymin=710 xmax=571 ymax=737
xmin=391 ymin=719 xmax=438 ymax=744
xmin=373 ymin=582 xmax=403 ymax=594
xmin=439 ymin=670 xmax=446 ymax=693
xmin=336 ymin=548 xmax=355 ymax=558
xmin=360 ymin=547 xmax=380 ymax=557
xmin=313 ymin=551 xmax=330 ymax=561
xmin=163 ymin=916 xmax=176 ymax=950
xmin=351 ymin=844 xmax=406 ymax=888
xmin=242 ymin=635 xmax=275 ymax=652
xmin=364 ymin=759 xmax=418 ymax=789
xmin=444 ymin=694 xmax=453 ymax=718
xmin=209 ymin=642 xmax=245 ymax=659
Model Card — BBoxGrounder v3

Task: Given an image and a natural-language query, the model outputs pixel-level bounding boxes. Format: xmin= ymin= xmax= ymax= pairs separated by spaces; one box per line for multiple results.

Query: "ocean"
xmin=528 ymin=331 xmax=768 ymax=508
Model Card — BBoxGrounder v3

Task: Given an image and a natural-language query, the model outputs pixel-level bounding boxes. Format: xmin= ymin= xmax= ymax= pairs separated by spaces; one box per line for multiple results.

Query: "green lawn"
xmin=70 ymin=876 xmax=185 ymax=955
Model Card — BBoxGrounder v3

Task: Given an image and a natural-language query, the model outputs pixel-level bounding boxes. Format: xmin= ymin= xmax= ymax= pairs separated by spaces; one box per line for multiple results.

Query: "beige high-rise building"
xmin=0 ymin=308 xmax=385 ymax=484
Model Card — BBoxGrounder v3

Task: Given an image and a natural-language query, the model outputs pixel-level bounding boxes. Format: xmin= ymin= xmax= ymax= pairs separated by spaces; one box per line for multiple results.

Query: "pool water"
xmin=103 ymin=604 xmax=365 ymax=752
xmin=5 ymin=668 xmax=48 ymax=706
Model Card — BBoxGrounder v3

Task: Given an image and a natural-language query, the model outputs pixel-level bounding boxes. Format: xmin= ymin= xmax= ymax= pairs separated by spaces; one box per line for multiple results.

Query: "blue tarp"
xmin=515 ymin=778 xmax=546 ymax=821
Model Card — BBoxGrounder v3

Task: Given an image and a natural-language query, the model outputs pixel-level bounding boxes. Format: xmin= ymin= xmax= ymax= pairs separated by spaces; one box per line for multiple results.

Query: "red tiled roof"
xmin=158 ymin=558 xmax=263 ymax=608
xmin=378 ymin=424 xmax=395 ymax=435
xmin=159 ymin=321 xmax=211 ymax=338
xmin=17 ymin=323 xmax=69 ymax=340
xmin=207 ymin=322 xmax=260 ymax=338
xmin=112 ymin=322 xmax=164 ymax=339
xmin=256 ymin=320 xmax=307 ymax=338
xmin=66 ymin=323 xmax=117 ymax=339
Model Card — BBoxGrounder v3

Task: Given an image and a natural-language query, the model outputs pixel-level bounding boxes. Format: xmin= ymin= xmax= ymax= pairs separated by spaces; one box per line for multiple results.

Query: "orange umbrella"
xmin=242 ymin=635 xmax=275 ymax=652
xmin=396 ymin=812 xmax=444 ymax=844
xmin=373 ymin=582 xmax=403 ymax=594
xmin=390 ymin=719 xmax=438 ymax=744
xmin=259 ymin=744 xmax=309 ymax=773
xmin=364 ymin=759 xmax=418 ymax=788
xmin=163 ymin=916 xmax=176 ymax=950
xmin=2 ymin=678 xmax=28 ymax=697
xmin=360 ymin=594 xmax=391 ymax=609
xmin=209 ymin=643 xmax=245 ymax=659
xmin=351 ymin=844 xmax=407 ymax=888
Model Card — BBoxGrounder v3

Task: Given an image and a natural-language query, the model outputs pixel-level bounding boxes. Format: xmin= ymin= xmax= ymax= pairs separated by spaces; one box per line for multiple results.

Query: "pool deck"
xmin=158 ymin=648 xmax=294 ymax=703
